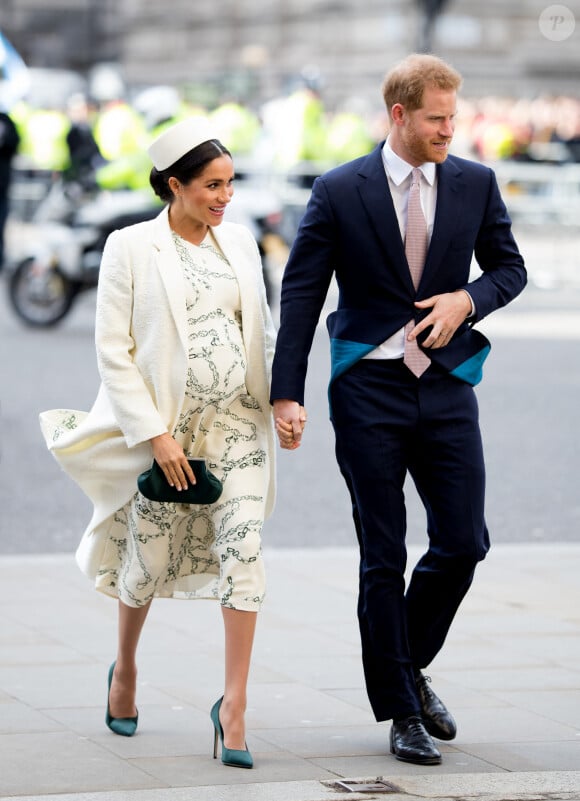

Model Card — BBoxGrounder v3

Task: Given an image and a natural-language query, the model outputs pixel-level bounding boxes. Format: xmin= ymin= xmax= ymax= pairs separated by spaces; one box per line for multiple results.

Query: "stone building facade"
xmin=1 ymin=0 xmax=579 ymax=110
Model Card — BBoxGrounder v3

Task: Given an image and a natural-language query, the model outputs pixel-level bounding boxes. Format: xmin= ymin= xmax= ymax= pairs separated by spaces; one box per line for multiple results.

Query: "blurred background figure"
xmin=261 ymin=72 xmax=328 ymax=168
xmin=0 ymin=29 xmax=25 ymax=269
xmin=324 ymin=99 xmax=375 ymax=165
xmin=64 ymin=93 xmax=104 ymax=187
xmin=95 ymin=84 xmax=188 ymax=192
xmin=0 ymin=108 xmax=19 ymax=271
xmin=209 ymin=100 xmax=261 ymax=156
xmin=13 ymin=99 xmax=69 ymax=171
xmin=91 ymin=64 xmax=144 ymax=172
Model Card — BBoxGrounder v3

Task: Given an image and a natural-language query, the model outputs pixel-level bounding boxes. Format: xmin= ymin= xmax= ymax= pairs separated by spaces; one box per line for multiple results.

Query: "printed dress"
xmin=95 ymin=230 xmax=268 ymax=610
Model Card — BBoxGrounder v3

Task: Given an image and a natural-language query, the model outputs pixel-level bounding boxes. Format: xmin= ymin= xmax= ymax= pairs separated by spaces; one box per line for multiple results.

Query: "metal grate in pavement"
xmin=327 ymin=778 xmax=402 ymax=793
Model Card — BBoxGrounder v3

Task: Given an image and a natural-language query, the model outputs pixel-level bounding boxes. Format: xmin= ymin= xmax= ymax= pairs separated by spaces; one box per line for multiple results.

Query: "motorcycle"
xmin=5 ymin=173 xmax=289 ymax=327
xmin=5 ymin=177 xmax=160 ymax=326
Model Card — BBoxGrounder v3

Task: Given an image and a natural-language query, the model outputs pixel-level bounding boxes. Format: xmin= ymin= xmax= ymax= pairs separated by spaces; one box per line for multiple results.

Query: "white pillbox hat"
xmin=147 ymin=116 xmax=218 ymax=171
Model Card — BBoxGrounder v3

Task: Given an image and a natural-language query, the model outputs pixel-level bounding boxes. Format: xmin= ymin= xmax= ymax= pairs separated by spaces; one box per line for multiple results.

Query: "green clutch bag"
xmin=137 ymin=458 xmax=223 ymax=505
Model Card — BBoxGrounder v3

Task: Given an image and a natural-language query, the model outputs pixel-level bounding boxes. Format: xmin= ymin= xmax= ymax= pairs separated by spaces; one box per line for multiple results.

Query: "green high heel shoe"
xmin=106 ymin=661 xmax=138 ymax=737
xmin=210 ymin=696 xmax=253 ymax=768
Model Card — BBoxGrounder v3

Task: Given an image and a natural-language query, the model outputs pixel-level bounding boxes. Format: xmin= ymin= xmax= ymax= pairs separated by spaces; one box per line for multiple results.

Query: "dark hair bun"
xmin=150 ymin=167 xmax=173 ymax=202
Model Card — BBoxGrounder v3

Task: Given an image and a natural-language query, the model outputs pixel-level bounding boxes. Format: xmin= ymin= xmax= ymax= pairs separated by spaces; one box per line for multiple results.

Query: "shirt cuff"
xmin=461 ymin=289 xmax=476 ymax=319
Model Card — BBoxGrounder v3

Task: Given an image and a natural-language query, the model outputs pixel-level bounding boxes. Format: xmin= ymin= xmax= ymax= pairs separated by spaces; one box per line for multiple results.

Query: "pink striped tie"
xmin=403 ymin=167 xmax=431 ymax=377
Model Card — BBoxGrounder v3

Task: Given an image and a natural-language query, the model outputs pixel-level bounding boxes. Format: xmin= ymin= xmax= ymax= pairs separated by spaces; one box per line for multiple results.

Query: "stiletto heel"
xmin=106 ymin=661 xmax=138 ymax=737
xmin=210 ymin=696 xmax=253 ymax=768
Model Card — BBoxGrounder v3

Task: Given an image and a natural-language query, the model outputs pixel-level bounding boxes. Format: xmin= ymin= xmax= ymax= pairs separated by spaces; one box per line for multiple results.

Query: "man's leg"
xmin=331 ymin=360 xmax=443 ymax=764
xmin=330 ymin=360 xmax=421 ymax=722
xmin=406 ymin=372 xmax=490 ymax=669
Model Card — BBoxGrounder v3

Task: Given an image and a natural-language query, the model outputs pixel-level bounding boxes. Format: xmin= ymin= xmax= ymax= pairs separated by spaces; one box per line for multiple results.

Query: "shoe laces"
xmin=405 ymin=715 xmax=428 ymax=739
xmin=417 ymin=672 xmax=436 ymax=702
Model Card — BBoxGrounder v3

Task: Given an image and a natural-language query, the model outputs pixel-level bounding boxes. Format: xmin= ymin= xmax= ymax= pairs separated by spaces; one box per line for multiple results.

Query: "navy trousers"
xmin=329 ymin=359 xmax=490 ymax=722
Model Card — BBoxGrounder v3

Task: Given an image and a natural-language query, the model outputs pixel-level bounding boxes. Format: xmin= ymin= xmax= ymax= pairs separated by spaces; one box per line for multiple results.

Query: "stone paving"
xmin=1 ymin=543 xmax=579 ymax=800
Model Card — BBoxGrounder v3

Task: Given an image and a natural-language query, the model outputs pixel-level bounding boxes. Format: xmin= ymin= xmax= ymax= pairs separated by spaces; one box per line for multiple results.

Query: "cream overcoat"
xmin=40 ymin=207 xmax=276 ymax=579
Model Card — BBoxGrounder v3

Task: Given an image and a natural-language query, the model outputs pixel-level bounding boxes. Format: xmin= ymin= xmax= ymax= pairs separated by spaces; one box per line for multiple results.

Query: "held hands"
xmin=150 ymin=432 xmax=196 ymax=491
xmin=273 ymin=293 xmax=469 ymax=448
xmin=273 ymin=400 xmax=308 ymax=450
xmin=407 ymin=290 xmax=472 ymax=349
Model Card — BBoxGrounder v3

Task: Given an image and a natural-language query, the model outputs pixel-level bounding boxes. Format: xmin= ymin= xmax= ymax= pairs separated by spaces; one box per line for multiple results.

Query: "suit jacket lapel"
xmin=357 ymin=145 xmax=415 ymax=294
xmin=420 ymin=157 xmax=464 ymax=293
xmin=358 ymin=148 xmax=467 ymax=298
xmin=151 ymin=206 xmax=189 ymax=355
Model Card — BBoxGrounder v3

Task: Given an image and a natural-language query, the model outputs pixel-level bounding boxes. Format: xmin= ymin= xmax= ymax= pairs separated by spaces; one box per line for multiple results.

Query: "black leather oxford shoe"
xmin=389 ymin=715 xmax=441 ymax=765
xmin=415 ymin=672 xmax=457 ymax=741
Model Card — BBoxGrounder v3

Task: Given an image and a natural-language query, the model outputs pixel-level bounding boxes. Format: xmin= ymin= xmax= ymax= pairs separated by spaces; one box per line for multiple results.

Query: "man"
xmin=0 ymin=109 xmax=20 ymax=271
xmin=271 ymin=54 xmax=526 ymax=766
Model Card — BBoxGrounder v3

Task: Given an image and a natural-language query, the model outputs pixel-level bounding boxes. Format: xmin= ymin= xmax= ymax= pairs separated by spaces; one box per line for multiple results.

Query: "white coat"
xmin=40 ymin=206 xmax=276 ymax=580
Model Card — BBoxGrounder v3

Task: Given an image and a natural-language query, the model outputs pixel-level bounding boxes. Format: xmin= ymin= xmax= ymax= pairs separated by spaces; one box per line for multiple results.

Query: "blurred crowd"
xmin=2 ymin=74 xmax=580 ymax=276
xmin=454 ymin=94 xmax=580 ymax=164
xmin=6 ymin=84 xmax=378 ymax=192
xmin=1 ymin=78 xmax=580 ymax=263
xmin=4 ymin=83 xmax=580 ymax=188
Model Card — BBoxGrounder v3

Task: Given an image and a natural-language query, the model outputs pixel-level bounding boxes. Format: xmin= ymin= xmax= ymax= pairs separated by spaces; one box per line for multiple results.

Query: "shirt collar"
xmin=382 ymin=137 xmax=436 ymax=187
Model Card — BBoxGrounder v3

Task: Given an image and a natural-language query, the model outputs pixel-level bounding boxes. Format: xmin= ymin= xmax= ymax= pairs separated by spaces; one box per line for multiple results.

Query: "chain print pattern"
xmin=95 ymin=231 xmax=268 ymax=611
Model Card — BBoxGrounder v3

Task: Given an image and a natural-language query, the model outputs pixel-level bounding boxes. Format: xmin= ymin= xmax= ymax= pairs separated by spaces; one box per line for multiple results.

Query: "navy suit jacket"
xmin=271 ymin=143 xmax=527 ymax=405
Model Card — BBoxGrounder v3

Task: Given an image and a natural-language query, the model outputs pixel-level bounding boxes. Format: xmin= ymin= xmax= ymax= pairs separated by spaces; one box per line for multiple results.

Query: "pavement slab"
xmin=0 ymin=544 xmax=579 ymax=801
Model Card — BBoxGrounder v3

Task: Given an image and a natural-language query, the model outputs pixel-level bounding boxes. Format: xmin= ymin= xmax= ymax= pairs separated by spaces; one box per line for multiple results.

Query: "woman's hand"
xmin=150 ymin=432 xmax=195 ymax=491
xmin=273 ymin=400 xmax=307 ymax=450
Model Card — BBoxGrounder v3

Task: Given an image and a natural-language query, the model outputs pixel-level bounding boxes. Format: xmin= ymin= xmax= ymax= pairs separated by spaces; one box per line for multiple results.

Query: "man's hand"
xmin=273 ymin=399 xmax=307 ymax=450
xmin=407 ymin=290 xmax=472 ymax=349
xmin=150 ymin=432 xmax=195 ymax=491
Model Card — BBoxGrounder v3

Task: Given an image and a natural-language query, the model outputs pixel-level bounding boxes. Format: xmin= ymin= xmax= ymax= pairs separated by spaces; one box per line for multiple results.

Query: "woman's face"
xmin=172 ymin=154 xmax=235 ymax=227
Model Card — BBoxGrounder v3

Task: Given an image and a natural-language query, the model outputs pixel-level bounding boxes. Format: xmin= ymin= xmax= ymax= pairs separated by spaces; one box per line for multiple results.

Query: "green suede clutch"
xmin=137 ymin=458 xmax=223 ymax=505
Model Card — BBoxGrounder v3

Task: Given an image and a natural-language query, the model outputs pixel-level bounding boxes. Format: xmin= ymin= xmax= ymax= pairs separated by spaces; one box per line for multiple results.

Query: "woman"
xmin=40 ymin=116 xmax=277 ymax=769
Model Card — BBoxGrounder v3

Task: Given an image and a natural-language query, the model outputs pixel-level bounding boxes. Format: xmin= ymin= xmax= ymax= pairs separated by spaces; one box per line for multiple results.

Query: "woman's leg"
xmin=108 ymin=599 xmax=152 ymax=718
xmin=219 ymin=607 xmax=257 ymax=750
